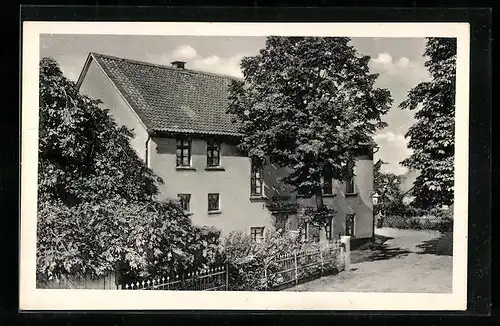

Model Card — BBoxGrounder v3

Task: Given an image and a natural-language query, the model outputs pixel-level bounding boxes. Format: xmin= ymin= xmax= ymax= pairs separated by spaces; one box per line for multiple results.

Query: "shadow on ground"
xmin=416 ymin=232 xmax=453 ymax=256
xmin=351 ymin=234 xmax=411 ymax=263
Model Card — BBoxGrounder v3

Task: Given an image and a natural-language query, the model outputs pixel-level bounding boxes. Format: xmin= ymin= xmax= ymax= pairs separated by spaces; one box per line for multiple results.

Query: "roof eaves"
xmin=151 ymin=127 xmax=244 ymax=137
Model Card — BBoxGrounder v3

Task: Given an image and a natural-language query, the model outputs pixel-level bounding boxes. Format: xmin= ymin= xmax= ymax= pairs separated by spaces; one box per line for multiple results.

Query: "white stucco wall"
xmin=78 ymin=58 xmax=149 ymax=162
xmin=150 ymin=137 xmax=275 ymax=236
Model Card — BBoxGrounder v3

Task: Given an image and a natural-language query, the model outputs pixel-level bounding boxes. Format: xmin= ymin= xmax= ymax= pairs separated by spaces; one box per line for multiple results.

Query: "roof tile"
xmin=90 ymin=53 xmax=243 ymax=136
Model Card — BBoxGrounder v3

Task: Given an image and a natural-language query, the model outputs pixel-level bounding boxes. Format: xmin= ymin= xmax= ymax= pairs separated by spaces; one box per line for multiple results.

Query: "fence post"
xmin=294 ymin=251 xmax=298 ymax=285
xmin=264 ymin=262 xmax=268 ymax=291
xmin=340 ymin=236 xmax=351 ymax=270
xmin=225 ymin=263 xmax=229 ymax=291
xmin=319 ymin=248 xmax=324 ymax=276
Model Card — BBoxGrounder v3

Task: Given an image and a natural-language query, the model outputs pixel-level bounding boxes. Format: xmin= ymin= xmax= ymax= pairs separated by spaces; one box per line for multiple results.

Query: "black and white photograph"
xmin=20 ymin=22 xmax=469 ymax=311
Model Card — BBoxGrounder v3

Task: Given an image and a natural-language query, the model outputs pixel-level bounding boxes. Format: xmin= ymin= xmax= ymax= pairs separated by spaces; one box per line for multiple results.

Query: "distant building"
xmin=77 ymin=53 xmax=375 ymax=243
xmin=400 ymin=169 xmax=419 ymax=205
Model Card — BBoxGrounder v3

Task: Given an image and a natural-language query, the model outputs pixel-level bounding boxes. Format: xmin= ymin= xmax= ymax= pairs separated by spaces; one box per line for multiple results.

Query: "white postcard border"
xmin=20 ymin=21 xmax=470 ymax=311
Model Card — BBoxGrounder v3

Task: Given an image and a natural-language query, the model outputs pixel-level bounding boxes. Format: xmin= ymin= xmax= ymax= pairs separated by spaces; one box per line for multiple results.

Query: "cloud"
xmin=374 ymin=131 xmax=412 ymax=175
xmin=148 ymin=45 xmax=246 ymax=78
xmin=171 ymin=44 xmax=197 ymax=60
xmin=396 ymin=57 xmax=410 ymax=67
xmin=370 ymin=52 xmax=430 ymax=88
xmin=191 ymin=54 xmax=245 ymax=78
xmin=374 ymin=131 xmax=405 ymax=143
xmin=372 ymin=52 xmax=393 ymax=65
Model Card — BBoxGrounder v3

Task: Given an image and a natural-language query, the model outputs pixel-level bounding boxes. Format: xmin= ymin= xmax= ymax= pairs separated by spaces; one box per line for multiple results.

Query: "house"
xmin=76 ymin=52 xmax=375 ymax=245
xmin=400 ymin=169 xmax=419 ymax=205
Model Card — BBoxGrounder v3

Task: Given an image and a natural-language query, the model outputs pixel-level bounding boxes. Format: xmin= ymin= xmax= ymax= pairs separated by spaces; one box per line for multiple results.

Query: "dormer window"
xmin=206 ymin=138 xmax=221 ymax=167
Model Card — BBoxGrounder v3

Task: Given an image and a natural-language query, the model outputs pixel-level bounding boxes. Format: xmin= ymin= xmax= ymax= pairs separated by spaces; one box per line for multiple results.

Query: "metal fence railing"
xmin=123 ymin=241 xmax=347 ymax=292
xmin=123 ymin=266 xmax=228 ymax=291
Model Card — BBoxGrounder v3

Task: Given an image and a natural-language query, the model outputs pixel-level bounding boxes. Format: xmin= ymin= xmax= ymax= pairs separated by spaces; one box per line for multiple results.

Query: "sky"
xmin=40 ymin=35 xmax=431 ymax=175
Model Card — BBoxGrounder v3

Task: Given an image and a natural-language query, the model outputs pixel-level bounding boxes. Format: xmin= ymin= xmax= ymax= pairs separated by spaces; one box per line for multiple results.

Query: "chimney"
xmin=171 ymin=61 xmax=186 ymax=69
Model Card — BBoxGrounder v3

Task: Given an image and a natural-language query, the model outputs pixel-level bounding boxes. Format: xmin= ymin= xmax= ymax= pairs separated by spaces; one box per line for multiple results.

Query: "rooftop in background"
xmin=77 ymin=52 xmax=244 ymax=137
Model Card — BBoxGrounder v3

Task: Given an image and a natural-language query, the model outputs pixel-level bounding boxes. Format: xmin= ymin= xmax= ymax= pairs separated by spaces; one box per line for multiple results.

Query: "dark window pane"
xmin=250 ymin=227 xmax=264 ymax=242
xmin=346 ymin=179 xmax=355 ymax=193
xmin=346 ymin=214 xmax=355 ymax=236
xmin=178 ymin=194 xmax=191 ymax=211
xmin=176 ymin=138 xmax=191 ymax=167
xmin=208 ymin=193 xmax=219 ymax=211
xmin=251 ymin=160 xmax=263 ymax=196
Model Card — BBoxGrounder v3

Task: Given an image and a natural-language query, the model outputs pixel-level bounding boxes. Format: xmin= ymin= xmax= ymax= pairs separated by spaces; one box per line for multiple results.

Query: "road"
xmin=287 ymin=228 xmax=453 ymax=293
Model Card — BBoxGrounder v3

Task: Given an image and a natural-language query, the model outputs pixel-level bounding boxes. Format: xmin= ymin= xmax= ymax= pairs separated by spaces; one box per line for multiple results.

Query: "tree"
xmin=228 ymin=36 xmax=392 ymax=227
xmin=373 ymin=159 xmax=404 ymax=217
xmin=37 ymin=58 xmax=221 ymax=284
xmin=399 ymin=38 xmax=456 ymax=209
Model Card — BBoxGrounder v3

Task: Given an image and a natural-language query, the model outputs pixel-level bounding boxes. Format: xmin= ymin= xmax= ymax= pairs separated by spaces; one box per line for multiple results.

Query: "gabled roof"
xmin=77 ymin=52 xmax=243 ymax=137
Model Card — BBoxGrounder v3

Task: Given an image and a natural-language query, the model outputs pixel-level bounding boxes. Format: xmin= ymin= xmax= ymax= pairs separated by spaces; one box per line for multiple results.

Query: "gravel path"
xmin=286 ymin=228 xmax=453 ymax=293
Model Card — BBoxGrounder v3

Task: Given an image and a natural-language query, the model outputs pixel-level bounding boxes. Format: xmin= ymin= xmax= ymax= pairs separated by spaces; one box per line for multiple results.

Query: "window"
xmin=325 ymin=218 xmax=333 ymax=240
xmin=177 ymin=194 xmax=191 ymax=211
xmin=208 ymin=193 xmax=220 ymax=212
xmin=275 ymin=214 xmax=288 ymax=232
xmin=300 ymin=223 xmax=319 ymax=242
xmin=250 ymin=161 xmax=263 ymax=196
xmin=322 ymin=168 xmax=333 ymax=195
xmin=345 ymin=162 xmax=355 ymax=194
xmin=311 ymin=226 xmax=320 ymax=243
xmin=251 ymin=227 xmax=265 ymax=242
xmin=206 ymin=139 xmax=221 ymax=167
xmin=299 ymin=223 xmax=308 ymax=241
xmin=176 ymin=138 xmax=191 ymax=167
xmin=346 ymin=214 xmax=355 ymax=236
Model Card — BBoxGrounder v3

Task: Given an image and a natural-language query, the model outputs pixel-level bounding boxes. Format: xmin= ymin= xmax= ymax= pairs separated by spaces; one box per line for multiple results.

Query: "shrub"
xmin=37 ymin=199 xmax=222 ymax=286
xmin=221 ymin=230 xmax=344 ymax=291
xmin=381 ymin=212 xmax=452 ymax=232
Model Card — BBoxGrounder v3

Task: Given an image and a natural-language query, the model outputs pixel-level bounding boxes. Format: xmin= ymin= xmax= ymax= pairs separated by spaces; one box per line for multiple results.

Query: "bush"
xmin=37 ymin=199 xmax=222 ymax=286
xmin=381 ymin=212 xmax=452 ymax=232
xmin=221 ymin=230 xmax=343 ymax=291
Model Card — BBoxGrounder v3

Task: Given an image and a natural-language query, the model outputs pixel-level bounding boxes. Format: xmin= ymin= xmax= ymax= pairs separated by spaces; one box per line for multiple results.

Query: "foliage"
xmin=399 ymin=38 xmax=456 ymax=209
xmin=228 ymin=36 xmax=392 ymax=225
xmin=221 ymin=230 xmax=343 ymax=291
xmin=38 ymin=58 xmax=162 ymax=205
xmin=37 ymin=198 xmax=222 ymax=284
xmin=302 ymin=205 xmax=336 ymax=229
xmin=37 ymin=58 xmax=222 ymax=285
xmin=380 ymin=209 xmax=452 ymax=232
xmin=373 ymin=159 xmax=404 ymax=216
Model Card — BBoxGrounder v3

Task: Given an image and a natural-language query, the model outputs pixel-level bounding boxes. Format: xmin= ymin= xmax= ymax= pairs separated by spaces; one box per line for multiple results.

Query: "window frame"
xmin=176 ymin=137 xmax=192 ymax=167
xmin=250 ymin=160 xmax=263 ymax=197
xmin=177 ymin=193 xmax=191 ymax=212
xmin=346 ymin=214 xmax=356 ymax=236
xmin=206 ymin=138 xmax=221 ymax=167
xmin=322 ymin=168 xmax=333 ymax=195
xmin=250 ymin=226 xmax=265 ymax=242
xmin=345 ymin=161 xmax=355 ymax=194
xmin=325 ymin=217 xmax=333 ymax=240
xmin=207 ymin=193 xmax=220 ymax=212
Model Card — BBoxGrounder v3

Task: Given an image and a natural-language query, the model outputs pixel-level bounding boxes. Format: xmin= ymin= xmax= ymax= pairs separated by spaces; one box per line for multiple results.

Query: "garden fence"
xmin=122 ymin=266 xmax=228 ymax=291
xmin=122 ymin=240 xmax=347 ymax=291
